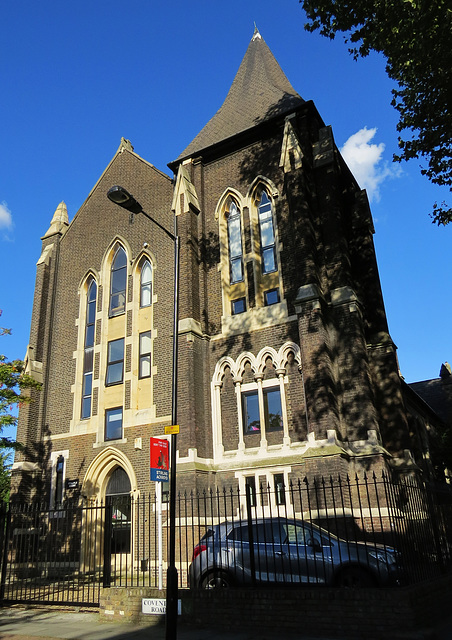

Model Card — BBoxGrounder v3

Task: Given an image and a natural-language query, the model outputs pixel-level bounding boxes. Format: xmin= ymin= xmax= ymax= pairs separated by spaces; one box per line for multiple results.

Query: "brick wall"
xmin=99 ymin=575 xmax=452 ymax=638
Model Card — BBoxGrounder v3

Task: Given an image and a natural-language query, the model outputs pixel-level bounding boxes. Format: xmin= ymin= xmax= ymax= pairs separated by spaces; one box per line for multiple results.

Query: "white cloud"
xmin=340 ymin=127 xmax=400 ymax=202
xmin=0 ymin=202 xmax=13 ymax=232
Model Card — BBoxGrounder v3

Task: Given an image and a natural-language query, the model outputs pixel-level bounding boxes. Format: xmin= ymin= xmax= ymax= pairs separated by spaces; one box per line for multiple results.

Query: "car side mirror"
xmin=307 ymin=538 xmax=322 ymax=552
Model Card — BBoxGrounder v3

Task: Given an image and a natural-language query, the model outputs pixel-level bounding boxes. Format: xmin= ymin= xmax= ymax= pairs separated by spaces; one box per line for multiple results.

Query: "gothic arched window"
xmin=227 ymin=201 xmax=244 ymax=284
xmin=258 ymin=192 xmax=276 ymax=274
xmin=55 ymin=455 xmax=65 ymax=506
xmin=140 ymin=259 xmax=152 ymax=307
xmin=109 ymin=246 xmax=127 ymax=317
xmin=81 ymin=279 xmax=97 ymax=419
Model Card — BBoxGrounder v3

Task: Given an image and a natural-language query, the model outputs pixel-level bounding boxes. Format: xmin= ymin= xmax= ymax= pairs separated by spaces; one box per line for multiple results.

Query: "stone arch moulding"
xmin=255 ymin=346 xmax=279 ymax=376
xmin=132 ymin=249 xmax=157 ymax=274
xmin=82 ymin=446 xmax=138 ymax=502
xmin=246 ymin=175 xmax=279 ymax=201
xmin=235 ymin=351 xmax=258 ymax=379
xmin=278 ymin=342 xmax=302 ymax=370
xmin=212 ymin=343 xmax=301 ymax=385
xmin=101 ymin=235 xmax=132 ymax=273
xmin=214 ymin=187 xmax=244 ymax=221
xmin=212 ymin=356 xmax=236 ymax=387
xmin=78 ymin=269 xmax=100 ymax=297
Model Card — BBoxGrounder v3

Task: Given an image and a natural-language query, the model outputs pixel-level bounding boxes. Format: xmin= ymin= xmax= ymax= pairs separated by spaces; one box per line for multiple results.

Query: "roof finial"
xmin=440 ymin=362 xmax=451 ymax=378
xmin=252 ymin=23 xmax=261 ymax=40
xmin=43 ymin=201 xmax=69 ymax=238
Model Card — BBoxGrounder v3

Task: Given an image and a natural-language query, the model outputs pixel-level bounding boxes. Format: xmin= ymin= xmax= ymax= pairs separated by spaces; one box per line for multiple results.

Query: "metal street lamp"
xmin=107 ymin=185 xmax=180 ymax=640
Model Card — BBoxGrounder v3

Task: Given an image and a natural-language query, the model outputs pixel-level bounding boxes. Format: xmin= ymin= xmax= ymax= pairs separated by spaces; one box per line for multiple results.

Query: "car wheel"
xmin=201 ymin=571 xmax=232 ymax=589
xmin=336 ymin=567 xmax=376 ymax=588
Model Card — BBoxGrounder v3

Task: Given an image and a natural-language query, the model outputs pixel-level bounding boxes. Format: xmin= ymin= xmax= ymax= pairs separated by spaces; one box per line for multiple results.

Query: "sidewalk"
xmin=1 ymin=606 xmax=452 ymax=640
xmin=0 ymin=607 xmax=304 ymax=640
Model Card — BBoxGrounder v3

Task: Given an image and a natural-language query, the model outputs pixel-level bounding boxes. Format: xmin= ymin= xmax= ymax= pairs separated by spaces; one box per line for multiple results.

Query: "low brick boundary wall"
xmin=100 ymin=575 xmax=452 ymax=638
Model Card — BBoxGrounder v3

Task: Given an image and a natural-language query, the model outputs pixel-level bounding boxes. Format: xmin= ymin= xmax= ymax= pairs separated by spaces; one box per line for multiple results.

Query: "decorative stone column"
xmin=276 ymin=367 xmax=290 ymax=446
xmin=255 ymin=373 xmax=267 ymax=449
xmin=234 ymin=377 xmax=245 ymax=452
xmin=212 ymin=380 xmax=225 ymax=460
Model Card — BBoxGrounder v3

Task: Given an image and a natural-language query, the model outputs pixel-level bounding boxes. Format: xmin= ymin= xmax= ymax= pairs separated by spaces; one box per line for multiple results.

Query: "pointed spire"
xmin=175 ymin=31 xmax=304 ymax=162
xmin=279 ymin=115 xmax=304 ymax=172
xmin=43 ymin=201 xmax=69 ymax=238
xmin=171 ymin=162 xmax=200 ymax=216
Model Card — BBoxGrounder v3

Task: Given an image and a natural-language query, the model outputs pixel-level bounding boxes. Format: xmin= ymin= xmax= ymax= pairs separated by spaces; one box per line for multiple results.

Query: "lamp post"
xmin=107 ymin=185 xmax=180 ymax=640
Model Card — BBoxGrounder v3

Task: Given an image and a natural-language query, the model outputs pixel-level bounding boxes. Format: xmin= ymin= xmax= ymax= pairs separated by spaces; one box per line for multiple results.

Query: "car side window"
xmin=227 ymin=525 xmax=249 ymax=542
xmin=305 ymin=529 xmax=323 ymax=548
xmin=227 ymin=521 xmax=285 ymax=544
xmin=257 ymin=522 xmax=284 ymax=544
xmin=267 ymin=522 xmax=285 ymax=544
xmin=285 ymin=523 xmax=307 ymax=545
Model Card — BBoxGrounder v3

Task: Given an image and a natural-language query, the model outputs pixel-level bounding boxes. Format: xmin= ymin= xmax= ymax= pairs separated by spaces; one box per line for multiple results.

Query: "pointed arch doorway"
xmin=105 ymin=467 xmax=131 ymax=554
xmin=82 ymin=448 xmax=138 ymax=579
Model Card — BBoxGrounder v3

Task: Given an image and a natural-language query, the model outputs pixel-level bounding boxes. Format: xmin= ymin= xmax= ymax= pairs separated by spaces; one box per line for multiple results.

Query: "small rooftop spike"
xmin=117 ymin=137 xmax=134 ymax=153
xmin=440 ymin=362 xmax=451 ymax=378
xmin=43 ymin=201 xmax=69 ymax=238
xmin=253 ymin=23 xmax=262 ymax=40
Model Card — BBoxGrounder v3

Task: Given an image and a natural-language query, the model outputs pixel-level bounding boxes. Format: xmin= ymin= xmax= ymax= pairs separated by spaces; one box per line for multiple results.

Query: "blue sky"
xmin=1 ymin=1 xmax=450 ymax=442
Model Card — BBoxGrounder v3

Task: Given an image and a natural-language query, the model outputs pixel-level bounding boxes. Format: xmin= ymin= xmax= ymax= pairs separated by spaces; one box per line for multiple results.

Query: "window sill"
xmin=93 ymin=438 xmax=127 ymax=448
xmin=221 ymin=301 xmax=290 ymax=336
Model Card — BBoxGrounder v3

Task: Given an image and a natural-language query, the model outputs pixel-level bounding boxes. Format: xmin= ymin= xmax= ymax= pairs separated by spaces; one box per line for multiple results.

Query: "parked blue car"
xmin=189 ymin=517 xmax=400 ymax=588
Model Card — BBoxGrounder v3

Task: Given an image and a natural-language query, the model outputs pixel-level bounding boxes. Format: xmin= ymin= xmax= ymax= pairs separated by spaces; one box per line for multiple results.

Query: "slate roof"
xmin=409 ymin=377 xmax=452 ymax=426
xmin=176 ymin=29 xmax=304 ymax=162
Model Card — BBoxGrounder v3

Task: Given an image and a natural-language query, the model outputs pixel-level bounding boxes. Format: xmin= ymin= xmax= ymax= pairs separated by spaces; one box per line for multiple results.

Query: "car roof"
xmin=211 ymin=517 xmax=338 ymax=538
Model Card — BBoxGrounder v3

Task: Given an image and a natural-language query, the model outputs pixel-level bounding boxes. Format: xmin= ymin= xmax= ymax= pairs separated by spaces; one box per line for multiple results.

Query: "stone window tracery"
xmin=212 ymin=343 xmax=303 ymax=457
xmin=227 ymin=201 xmax=244 ymax=284
xmin=217 ymin=181 xmax=287 ymax=331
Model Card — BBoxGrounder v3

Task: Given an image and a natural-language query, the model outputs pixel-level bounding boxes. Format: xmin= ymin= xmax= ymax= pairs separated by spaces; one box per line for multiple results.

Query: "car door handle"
xmin=275 ymin=551 xmax=286 ymax=556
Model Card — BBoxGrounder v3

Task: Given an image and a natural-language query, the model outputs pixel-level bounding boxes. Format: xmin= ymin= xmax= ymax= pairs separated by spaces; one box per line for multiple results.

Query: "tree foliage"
xmin=0 ymin=314 xmax=41 ymax=501
xmin=300 ymin=0 xmax=452 ymax=225
xmin=0 ymin=312 xmax=41 ymax=503
xmin=0 ymin=451 xmax=12 ymax=503
xmin=0 ymin=354 xmax=41 ymax=448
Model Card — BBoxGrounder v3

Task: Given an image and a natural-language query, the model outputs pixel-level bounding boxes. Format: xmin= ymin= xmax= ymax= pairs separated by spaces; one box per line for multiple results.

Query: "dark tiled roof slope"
xmin=409 ymin=378 xmax=452 ymax=426
xmin=176 ymin=29 xmax=304 ymax=161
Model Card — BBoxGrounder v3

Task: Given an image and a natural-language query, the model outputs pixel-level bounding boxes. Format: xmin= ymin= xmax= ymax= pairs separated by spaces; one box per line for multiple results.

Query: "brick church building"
xmin=12 ymin=29 xmax=441 ymax=508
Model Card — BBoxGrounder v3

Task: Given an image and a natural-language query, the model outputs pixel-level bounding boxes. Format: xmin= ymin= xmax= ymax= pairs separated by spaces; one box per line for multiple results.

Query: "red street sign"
xmin=150 ymin=437 xmax=169 ymax=482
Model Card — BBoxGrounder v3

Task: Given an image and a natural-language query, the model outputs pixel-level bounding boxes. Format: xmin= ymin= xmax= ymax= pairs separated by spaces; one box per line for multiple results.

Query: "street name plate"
xmin=142 ymin=598 xmax=181 ymax=615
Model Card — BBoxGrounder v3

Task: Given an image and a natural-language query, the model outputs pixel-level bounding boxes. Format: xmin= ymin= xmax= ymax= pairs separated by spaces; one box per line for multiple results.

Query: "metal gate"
xmin=0 ymin=501 xmax=107 ymax=606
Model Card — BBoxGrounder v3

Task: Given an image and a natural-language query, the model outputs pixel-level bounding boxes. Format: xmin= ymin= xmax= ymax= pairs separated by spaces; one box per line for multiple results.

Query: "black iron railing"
xmin=0 ymin=473 xmax=451 ymax=604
